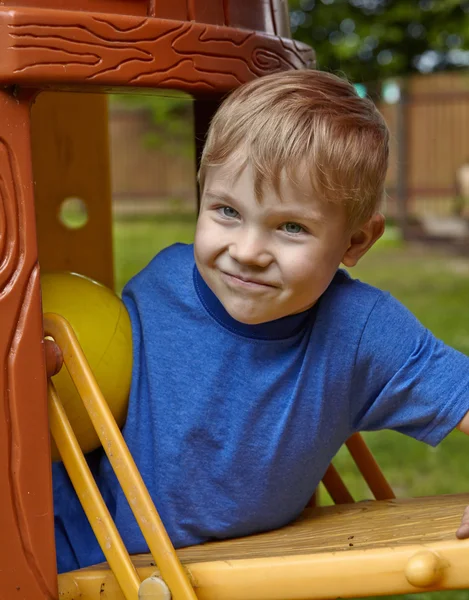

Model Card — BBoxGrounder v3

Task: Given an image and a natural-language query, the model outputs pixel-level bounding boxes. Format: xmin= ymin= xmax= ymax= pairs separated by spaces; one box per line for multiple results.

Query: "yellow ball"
xmin=41 ymin=272 xmax=132 ymax=462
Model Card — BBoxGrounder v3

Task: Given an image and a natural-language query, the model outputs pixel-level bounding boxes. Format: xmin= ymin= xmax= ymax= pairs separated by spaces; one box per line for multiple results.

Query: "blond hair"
xmin=198 ymin=70 xmax=389 ymax=228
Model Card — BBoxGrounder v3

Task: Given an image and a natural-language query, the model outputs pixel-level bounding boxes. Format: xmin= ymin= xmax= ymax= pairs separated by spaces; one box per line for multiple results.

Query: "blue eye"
xmin=220 ymin=206 xmax=239 ymax=218
xmin=282 ymin=222 xmax=304 ymax=234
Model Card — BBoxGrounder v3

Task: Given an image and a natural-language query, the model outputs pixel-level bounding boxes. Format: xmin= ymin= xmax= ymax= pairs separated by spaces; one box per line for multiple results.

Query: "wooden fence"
xmin=379 ymin=71 xmax=469 ymax=218
xmin=109 ymin=106 xmax=196 ymax=215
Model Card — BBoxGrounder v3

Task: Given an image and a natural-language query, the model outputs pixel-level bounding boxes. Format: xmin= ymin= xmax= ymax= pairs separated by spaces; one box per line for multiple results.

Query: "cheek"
xmin=194 ymin=221 xmax=208 ymax=264
xmin=288 ymin=261 xmax=317 ymax=290
xmin=281 ymin=251 xmax=316 ymax=280
xmin=194 ymin=218 xmax=221 ymax=263
xmin=281 ymin=246 xmax=340 ymax=290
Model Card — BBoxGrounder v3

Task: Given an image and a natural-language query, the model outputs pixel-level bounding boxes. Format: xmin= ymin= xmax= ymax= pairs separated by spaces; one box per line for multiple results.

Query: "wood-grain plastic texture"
xmin=0 ymin=6 xmax=314 ymax=94
xmin=0 ymin=89 xmax=57 ymax=599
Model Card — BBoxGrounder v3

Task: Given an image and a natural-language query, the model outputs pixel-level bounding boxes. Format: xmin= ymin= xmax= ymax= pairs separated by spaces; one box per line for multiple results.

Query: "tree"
xmin=289 ymin=0 xmax=469 ymax=83
xmin=110 ymin=92 xmax=194 ymax=156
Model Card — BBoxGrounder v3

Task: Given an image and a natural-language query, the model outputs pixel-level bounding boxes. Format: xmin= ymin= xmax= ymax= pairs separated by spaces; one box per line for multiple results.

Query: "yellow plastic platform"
xmin=59 ymin=493 xmax=469 ymax=600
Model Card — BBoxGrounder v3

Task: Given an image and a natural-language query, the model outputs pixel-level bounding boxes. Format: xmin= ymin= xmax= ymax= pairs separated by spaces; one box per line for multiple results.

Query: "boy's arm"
xmin=457 ymin=411 xmax=469 ymax=434
xmin=351 ymin=291 xmax=469 ymax=539
xmin=455 ymin=413 xmax=469 ymax=539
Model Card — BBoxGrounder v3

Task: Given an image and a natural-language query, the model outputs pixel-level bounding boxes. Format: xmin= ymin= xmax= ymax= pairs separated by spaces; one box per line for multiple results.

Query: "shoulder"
xmin=324 ymin=269 xmax=382 ymax=303
xmin=323 ymin=269 xmax=414 ymax=320
xmin=121 ymin=243 xmax=197 ymax=321
xmin=329 ymin=272 xmax=430 ymax=376
xmin=318 ymin=270 xmax=424 ymax=356
xmin=318 ymin=269 xmax=387 ymax=327
xmin=121 ymin=243 xmax=200 ymax=355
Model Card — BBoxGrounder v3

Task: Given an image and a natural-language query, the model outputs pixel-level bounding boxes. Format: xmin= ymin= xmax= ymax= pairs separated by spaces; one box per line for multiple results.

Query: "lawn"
xmin=113 ymin=215 xmax=469 ymax=600
xmin=114 ymin=213 xmax=197 ymax=293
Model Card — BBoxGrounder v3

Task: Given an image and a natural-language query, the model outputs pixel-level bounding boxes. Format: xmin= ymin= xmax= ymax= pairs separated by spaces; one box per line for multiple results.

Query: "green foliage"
xmin=289 ymin=0 xmax=469 ymax=83
xmin=110 ymin=93 xmax=194 ymax=157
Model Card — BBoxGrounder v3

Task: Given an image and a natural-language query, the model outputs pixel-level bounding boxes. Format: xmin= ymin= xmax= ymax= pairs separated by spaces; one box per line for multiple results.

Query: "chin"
xmin=225 ymin=303 xmax=277 ymax=325
xmin=235 ymin=314 xmax=269 ymax=325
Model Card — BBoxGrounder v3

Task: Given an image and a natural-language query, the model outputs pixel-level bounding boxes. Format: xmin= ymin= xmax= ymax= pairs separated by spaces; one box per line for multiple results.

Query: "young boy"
xmin=53 ymin=69 xmax=469 ymax=573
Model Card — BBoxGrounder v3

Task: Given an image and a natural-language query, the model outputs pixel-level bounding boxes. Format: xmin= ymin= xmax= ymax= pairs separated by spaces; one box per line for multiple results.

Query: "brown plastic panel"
xmin=186 ymin=0 xmax=225 ymax=25
xmin=32 ymin=92 xmax=115 ymax=289
xmin=228 ymin=0 xmax=291 ymax=37
xmin=0 ymin=0 xmax=149 ymax=15
xmin=147 ymin=0 xmax=191 ymax=21
xmin=1 ymin=0 xmax=291 ymax=33
xmin=0 ymin=7 xmax=314 ymax=94
xmin=0 ymin=88 xmax=57 ymax=600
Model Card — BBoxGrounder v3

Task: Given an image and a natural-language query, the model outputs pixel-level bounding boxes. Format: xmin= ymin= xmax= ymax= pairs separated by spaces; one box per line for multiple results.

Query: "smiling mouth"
xmin=221 ymin=271 xmax=276 ymax=289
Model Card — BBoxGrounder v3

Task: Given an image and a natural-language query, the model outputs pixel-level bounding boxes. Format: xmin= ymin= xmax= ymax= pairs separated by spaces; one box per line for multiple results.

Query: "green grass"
xmin=113 ymin=213 xmax=196 ymax=293
xmin=113 ymin=216 xmax=469 ymax=600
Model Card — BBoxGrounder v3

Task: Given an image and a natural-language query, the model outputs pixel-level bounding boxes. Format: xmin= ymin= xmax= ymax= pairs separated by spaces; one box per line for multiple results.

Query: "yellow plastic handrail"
xmin=44 ymin=312 xmax=197 ymax=600
xmin=49 ymin=380 xmax=141 ymax=600
xmin=345 ymin=433 xmax=395 ymax=500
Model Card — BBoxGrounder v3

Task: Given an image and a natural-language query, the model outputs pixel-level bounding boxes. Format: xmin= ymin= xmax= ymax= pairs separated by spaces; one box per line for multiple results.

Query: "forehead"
xmin=204 ymin=161 xmax=311 ymax=201
xmin=203 ymin=161 xmax=341 ymax=220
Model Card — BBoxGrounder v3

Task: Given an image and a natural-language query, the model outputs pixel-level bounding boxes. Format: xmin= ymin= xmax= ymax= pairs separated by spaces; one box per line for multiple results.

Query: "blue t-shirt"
xmin=53 ymin=243 xmax=469 ymax=572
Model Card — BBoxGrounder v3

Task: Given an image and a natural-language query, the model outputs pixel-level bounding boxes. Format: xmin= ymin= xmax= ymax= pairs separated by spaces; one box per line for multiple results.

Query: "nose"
xmin=228 ymin=227 xmax=273 ymax=268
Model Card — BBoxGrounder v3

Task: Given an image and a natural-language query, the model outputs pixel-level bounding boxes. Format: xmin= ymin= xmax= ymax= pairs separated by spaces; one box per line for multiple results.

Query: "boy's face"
xmin=194 ymin=163 xmax=359 ymax=325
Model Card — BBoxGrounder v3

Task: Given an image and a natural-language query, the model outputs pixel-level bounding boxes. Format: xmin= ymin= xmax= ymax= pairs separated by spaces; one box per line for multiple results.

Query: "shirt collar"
xmin=193 ymin=266 xmax=316 ymax=341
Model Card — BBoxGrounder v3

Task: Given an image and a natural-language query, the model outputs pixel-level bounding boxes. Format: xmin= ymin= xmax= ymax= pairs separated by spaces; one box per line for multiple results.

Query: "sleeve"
xmin=351 ymin=292 xmax=469 ymax=446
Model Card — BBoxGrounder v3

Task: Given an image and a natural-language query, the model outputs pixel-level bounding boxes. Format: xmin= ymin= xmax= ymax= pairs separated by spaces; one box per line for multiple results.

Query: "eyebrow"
xmin=204 ymin=191 xmax=237 ymax=204
xmin=204 ymin=190 xmax=326 ymax=224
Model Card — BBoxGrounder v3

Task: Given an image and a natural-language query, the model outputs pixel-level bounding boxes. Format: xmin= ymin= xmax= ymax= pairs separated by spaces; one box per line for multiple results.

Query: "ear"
xmin=341 ymin=213 xmax=385 ymax=268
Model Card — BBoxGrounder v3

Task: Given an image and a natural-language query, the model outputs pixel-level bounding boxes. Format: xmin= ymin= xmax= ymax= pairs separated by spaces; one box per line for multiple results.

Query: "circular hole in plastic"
xmin=59 ymin=197 xmax=89 ymax=229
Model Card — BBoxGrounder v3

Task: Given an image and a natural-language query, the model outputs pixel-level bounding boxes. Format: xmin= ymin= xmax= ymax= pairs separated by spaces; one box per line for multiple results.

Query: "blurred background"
xmin=64 ymin=3 xmax=469 ymax=598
